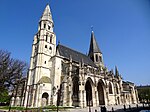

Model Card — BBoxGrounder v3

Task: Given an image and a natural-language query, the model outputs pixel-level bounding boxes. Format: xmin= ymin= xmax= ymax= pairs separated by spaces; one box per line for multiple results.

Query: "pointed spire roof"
xmin=40 ymin=4 xmax=53 ymax=22
xmin=115 ymin=66 xmax=119 ymax=76
xmin=88 ymin=31 xmax=102 ymax=56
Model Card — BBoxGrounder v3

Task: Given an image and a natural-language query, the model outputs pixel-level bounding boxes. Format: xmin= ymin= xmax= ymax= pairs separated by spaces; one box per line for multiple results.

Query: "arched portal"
xmin=72 ymin=76 xmax=79 ymax=107
xmin=97 ymin=80 xmax=105 ymax=105
xmin=42 ymin=92 xmax=49 ymax=106
xmin=85 ymin=80 xmax=93 ymax=106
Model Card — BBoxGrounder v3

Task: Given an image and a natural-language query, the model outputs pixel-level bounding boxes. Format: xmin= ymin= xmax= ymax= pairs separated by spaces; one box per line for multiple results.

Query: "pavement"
xmin=68 ymin=104 xmax=143 ymax=112
xmin=0 ymin=104 xmax=147 ymax=112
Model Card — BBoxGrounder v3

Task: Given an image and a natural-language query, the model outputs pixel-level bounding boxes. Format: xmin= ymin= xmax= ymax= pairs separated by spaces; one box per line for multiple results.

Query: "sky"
xmin=0 ymin=0 xmax=150 ymax=86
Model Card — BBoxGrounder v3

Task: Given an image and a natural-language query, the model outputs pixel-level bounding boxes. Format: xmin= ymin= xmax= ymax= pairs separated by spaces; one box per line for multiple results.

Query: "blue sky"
xmin=0 ymin=0 xmax=150 ymax=85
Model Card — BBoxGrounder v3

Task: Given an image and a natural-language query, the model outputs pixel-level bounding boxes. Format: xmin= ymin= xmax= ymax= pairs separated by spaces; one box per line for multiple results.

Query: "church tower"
xmin=25 ymin=4 xmax=56 ymax=107
xmin=88 ymin=31 xmax=104 ymax=69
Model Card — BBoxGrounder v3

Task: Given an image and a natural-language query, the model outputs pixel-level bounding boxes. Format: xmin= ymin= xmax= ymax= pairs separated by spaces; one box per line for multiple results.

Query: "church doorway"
xmin=85 ymin=80 xmax=93 ymax=106
xmin=97 ymin=80 xmax=105 ymax=105
xmin=42 ymin=92 xmax=49 ymax=106
xmin=72 ymin=76 xmax=79 ymax=107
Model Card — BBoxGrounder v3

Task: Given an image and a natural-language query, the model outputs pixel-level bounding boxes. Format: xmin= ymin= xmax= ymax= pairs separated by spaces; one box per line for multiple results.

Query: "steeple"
xmin=88 ymin=30 xmax=104 ymax=68
xmin=26 ymin=4 xmax=56 ymax=107
xmin=88 ymin=31 xmax=101 ymax=56
xmin=40 ymin=4 xmax=53 ymax=23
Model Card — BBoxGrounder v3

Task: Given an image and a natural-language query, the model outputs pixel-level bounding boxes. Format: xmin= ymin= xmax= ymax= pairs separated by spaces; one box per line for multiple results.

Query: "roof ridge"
xmin=57 ymin=44 xmax=97 ymax=67
xmin=58 ymin=44 xmax=89 ymax=58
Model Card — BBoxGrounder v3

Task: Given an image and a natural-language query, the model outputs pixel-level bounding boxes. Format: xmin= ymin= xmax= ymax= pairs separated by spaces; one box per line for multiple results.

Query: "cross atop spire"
xmin=91 ymin=25 xmax=94 ymax=32
xmin=40 ymin=4 xmax=53 ymax=23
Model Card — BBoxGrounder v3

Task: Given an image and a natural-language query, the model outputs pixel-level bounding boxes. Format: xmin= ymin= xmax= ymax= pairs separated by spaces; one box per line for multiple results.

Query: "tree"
xmin=137 ymin=86 xmax=150 ymax=103
xmin=0 ymin=50 xmax=28 ymax=102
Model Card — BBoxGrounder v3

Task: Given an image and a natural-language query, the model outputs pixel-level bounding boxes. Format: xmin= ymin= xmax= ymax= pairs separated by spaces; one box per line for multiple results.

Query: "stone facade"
xmin=11 ymin=4 xmax=138 ymax=108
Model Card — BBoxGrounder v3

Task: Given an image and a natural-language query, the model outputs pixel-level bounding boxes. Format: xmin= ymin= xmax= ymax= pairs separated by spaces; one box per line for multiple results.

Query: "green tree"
xmin=137 ymin=86 xmax=150 ymax=103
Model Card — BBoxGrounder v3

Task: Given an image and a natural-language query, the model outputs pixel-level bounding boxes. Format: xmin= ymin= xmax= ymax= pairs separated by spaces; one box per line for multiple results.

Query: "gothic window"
xmin=48 ymin=25 xmax=50 ymax=30
xmin=49 ymin=46 xmax=52 ymax=50
xmin=109 ymin=82 xmax=113 ymax=94
xmin=44 ymin=24 xmax=46 ymax=29
xmin=44 ymin=61 xmax=46 ymax=64
xmin=45 ymin=45 xmax=47 ymax=48
xmin=96 ymin=54 xmax=98 ymax=62
xmin=46 ymin=35 xmax=48 ymax=42
xmin=50 ymin=35 xmax=52 ymax=43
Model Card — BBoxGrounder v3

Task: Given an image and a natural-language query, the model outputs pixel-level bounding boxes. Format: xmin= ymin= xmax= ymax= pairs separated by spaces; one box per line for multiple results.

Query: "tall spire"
xmin=40 ymin=4 xmax=53 ymax=23
xmin=88 ymin=31 xmax=101 ymax=57
xmin=88 ymin=30 xmax=104 ymax=67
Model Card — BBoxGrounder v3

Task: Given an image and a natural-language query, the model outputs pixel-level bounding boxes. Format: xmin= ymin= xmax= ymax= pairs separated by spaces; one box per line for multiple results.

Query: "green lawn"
xmin=0 ymin=106 xmax=73 ymax=111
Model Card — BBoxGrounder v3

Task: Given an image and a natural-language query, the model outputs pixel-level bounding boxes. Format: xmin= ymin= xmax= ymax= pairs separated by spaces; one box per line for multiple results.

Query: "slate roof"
xmin=57 ymin=44 xmax=97 ymax=67
xmin=88 ymin=31 xmax=102 ymax=56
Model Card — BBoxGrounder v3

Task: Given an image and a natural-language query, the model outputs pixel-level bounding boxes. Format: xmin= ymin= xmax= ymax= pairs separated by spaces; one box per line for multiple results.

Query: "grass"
xmin=0 ymin=105 xmax=73 ymax=111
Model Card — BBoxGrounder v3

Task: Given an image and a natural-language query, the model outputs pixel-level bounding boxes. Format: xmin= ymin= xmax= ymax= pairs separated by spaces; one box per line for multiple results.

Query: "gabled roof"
xmin=88 ymin=31 xmax=101 ymax=56
xmin=57 ymin=44 xmax=97 ymax=67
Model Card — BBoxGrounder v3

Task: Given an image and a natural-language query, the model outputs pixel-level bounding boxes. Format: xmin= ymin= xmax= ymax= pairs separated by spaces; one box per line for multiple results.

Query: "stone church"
xmin=11 ymin=4 xmax=138 ymax=108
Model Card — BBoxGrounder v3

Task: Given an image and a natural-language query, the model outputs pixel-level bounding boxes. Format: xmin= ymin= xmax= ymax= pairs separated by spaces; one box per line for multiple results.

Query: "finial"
xmin=91 ymin=25 xmax=94 ymax=32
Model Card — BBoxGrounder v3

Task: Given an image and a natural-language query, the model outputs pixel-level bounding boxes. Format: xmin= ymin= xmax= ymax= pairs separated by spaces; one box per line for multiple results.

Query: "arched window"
xmin=109 ymin=82 xmax=113 ymax=94
xmin=45 ymin=45 xmax=47 ymax=48
xmin=95 ymin=54 xmax=98 ymax=62
xmin=49 ymin=46 xmax=52 ymax=50
xmin=44 ymin=23 xmax=46 ymax=29
xmin=116 ymin=84 xmax=119 ymax=94
xmin=48 ymin=25 xmax=50 ymax=30
xmin=46 ymin=35 xmax=48 ymax=42
xmin=50 ymin=35 xmax=52 ymax=43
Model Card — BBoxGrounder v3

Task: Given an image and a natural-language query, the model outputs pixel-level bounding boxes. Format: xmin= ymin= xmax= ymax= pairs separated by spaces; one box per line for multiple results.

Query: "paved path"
xmin=68 ymin=104 xmax=143 ymax=112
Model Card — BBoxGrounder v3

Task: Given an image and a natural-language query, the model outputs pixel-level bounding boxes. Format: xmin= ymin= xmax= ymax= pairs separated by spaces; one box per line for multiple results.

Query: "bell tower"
xmin=88 ymin=31 xmax=104 ymax=69
xmin=25 ymin=4 xmax=56 ymax=107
